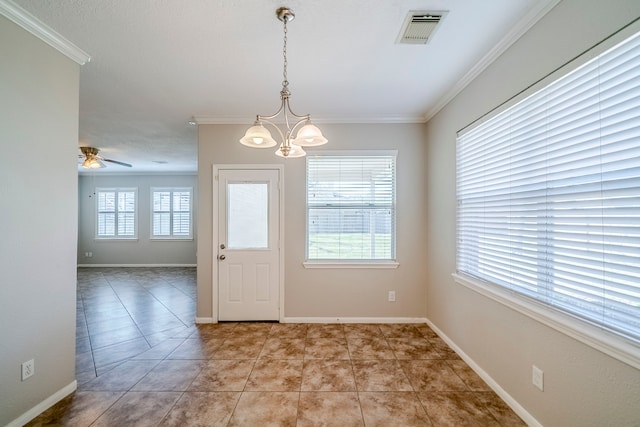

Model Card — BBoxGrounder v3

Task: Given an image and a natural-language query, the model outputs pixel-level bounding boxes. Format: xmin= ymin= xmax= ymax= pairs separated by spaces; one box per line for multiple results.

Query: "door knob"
xmin=220 ymin=244 xmax=226 ymax=249
xmin=218 ymin=254 xmax=226 ymax=260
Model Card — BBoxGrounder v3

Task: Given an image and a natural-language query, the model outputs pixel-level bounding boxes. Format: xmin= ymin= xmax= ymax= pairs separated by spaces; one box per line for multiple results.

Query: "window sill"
xmin=452 ymin=272 xmax=640 ymax=370
xmin=304 ymin=261 xmax=399 ymax=269
xmin=150 ymin=237 xmax=194 ymax=241
xmin=95 ymin=238 xmax=138 ymax=241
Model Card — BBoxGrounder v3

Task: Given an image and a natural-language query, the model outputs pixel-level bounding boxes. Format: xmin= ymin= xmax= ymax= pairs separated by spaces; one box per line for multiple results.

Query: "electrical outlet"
xmin=88 ymin=252 xmax=93 ymax=257
xmin=388 ymin=291 xmax=396 ymax=302
xmin=21 ymin=359 xmax=34 ymax=381
xmin=532 ymin=365 xmax=544 ymax=391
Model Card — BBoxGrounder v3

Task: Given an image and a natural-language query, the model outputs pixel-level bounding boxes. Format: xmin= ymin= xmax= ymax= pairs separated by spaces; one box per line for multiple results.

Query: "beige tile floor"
xmin=27 ymin=267 xmax=525 ymax=426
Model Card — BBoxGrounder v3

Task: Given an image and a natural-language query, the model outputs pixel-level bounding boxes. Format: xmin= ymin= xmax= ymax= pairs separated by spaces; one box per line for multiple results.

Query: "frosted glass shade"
xmin=82 ymin=158 xmax=104 ymax=169
xmin=239 ymin=124 xmax=278 ymax=148
xmin=293 ymin=123 xmax=328 ymax=147
xmin=275 ymin=143 xmax=306 ymax=158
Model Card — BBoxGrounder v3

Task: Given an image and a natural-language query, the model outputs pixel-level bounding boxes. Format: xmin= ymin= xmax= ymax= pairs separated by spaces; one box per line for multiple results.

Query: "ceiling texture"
xmin=8 ymin=0 xmax=557 ymax=173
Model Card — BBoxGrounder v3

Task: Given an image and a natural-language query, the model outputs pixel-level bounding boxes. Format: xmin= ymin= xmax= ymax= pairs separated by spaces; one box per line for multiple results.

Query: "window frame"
xmin=454 ymin=22 xmax=640 ymax=369
xmin=95 ymin=187 xmax=138 ymax=240
xmin=304 ymin=150 xmax=399 ymax=269
xmin=150 ymin=187 xmax=193 ymax=240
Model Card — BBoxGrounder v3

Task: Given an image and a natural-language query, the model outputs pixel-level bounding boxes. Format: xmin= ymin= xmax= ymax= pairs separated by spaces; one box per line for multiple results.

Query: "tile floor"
xmin=27 ymin=267 xmax=525 ymax=426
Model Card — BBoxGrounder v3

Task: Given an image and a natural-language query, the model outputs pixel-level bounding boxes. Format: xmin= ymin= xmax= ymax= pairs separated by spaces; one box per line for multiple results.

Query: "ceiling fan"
xmin=79 ymin=146 xmax=132 ymax=169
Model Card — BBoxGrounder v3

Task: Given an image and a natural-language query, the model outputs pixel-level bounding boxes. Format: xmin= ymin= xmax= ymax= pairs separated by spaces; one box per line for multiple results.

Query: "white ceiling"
xmin=9 ymin=0 xmax=555 ymax=173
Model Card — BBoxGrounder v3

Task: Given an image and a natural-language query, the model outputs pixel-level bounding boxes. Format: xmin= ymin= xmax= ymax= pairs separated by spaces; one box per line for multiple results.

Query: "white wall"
xmin=0 ymin=16 xmax=79 ymax=426
xmin=77 ymin=174 xmax=197 ymax=266
xmin=197 ymin=123 xmax=428 ymax=320
xmin=424 ymin=0 xmax=640 ymax=425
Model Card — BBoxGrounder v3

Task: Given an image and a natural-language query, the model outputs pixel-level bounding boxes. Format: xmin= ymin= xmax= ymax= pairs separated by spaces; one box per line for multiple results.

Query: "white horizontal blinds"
xmin=172 ymin=190 xmax=191 ymax=236
xmin=456 ymin=31 xmax=640 ymax=342
xmin=117 ymin=191 xmax=136 ymax=236
xmin=307 ymin=155 xmax=396 ymax=260
xmin=96 ymin=188 xmax=136 ymax=238
xmin=97 ymin=191 xmax=116 ymax=237
xmin=153 ymin=191 xmax=171 ymax=236
xmin=152 ymin=188 xmax=192 ymax=238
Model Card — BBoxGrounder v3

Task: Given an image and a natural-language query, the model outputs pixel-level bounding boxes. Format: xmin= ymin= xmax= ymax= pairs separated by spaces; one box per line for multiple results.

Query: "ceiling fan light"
xmin=239 ymin=125 xmax=278 ymax=148
xmin=82 ymin=157 xmax=105 ymax=169
xmin=293 ymin=123 xmax=328 ymax=147
xmin=82 ymin=157 xmax=104 ymax=169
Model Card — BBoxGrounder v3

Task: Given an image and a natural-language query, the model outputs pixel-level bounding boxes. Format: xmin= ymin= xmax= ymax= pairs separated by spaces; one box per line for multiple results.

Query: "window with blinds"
xmin=456 ymin=30 xmax=640 ymax=346
xmin=151 ymin=188 xmax=193 ymax=239
xmin=96 ymin=188 xmax=137 ymax=239
xmin=307 ymin=153 xmax=396 ymax=261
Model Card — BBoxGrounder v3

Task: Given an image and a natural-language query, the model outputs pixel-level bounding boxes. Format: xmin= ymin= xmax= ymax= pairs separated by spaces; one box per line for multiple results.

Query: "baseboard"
xmin=424 ymin=319 xmax=541 ymax=427
xmin=193 ymin=317 xmax=427 ymax=324
xmin=7 ymin=380 xmax=77 ymax=427
xmin=77 ymin=263 xmax=197 ymax=267
xmin=282 ymin=317 xmax=429 ymax=324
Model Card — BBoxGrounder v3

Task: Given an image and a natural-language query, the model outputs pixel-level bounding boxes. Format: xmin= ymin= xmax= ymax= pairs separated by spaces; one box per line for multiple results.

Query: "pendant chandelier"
xmin=239 ymin=7 xmax=327 ymax=158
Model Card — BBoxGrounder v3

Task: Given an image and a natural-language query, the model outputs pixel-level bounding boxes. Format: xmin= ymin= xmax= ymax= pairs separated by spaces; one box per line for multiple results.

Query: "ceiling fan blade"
xmin=103 ymin=158 xmax=132 ymax=167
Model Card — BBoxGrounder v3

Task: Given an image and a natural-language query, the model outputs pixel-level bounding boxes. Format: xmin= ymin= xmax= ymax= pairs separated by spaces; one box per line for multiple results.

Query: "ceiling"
xmin=9 ymin=0 xmax=554 ymax=173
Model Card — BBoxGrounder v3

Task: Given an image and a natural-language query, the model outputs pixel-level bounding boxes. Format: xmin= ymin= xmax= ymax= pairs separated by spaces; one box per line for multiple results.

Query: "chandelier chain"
xmin=282 ymin=19 xmax=288 ymax=88
xmin=239 ymin=7 xmax=326 ymax=158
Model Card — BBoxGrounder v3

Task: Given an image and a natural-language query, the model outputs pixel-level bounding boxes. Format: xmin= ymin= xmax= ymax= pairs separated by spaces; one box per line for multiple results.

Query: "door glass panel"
xmin=227 ymin=182 xmax=268 ymax=249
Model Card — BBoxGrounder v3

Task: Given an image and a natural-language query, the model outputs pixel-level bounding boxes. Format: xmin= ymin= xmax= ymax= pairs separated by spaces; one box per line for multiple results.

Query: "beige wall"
xmin=77 ymin=174 xmax=197 ymax=266
xmin=0 ymin=16 xmax=79 ymax=426
xmin=197 ymin=123 xmax=428 ymax=320
xmin=424 ymin=0 xmax=640 ymax=425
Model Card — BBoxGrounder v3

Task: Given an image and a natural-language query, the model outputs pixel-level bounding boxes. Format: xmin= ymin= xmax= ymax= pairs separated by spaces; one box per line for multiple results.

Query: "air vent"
xmin=397 ymin=11 xmax=447 ymax=44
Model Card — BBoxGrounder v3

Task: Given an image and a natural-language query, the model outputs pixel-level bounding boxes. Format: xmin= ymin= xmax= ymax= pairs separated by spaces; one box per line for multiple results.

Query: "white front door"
xmin=217 ymin=168 xmax=281 ymax=321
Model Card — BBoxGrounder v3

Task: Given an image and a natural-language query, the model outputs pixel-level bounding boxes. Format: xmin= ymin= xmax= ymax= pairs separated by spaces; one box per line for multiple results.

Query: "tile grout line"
xmin=77 ymin=275 xmax=99 ymax=380
xmin=294 ymin=328 xmax=311 ymax=424
xmin=83 ymin=270 xmax=196 ymax=426
xmin=65 ymin=268 xmax=523 ymax=426
xmin=137 ymin=275 xmax=193 ymax=329
xmin=101 ymin=271 xmax=154 ymax=352
xmin=227 ymin=322 xmax=260 ymax=425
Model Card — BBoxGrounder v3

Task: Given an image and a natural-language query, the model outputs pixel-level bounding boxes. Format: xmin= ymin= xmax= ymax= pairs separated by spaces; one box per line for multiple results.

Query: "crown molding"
xmin=194 ymin=0 xmax=563 ymax=130
xmin=193 ymin=114 xmax=427 ymax=125
xmin=310 ymin=115 xmax=428 ymax=124
xmin=0 ymin=0 xmax=90 ymax=65
xmin=423 ymin=0 xmax=562 ymax=121
xmin=192 ymin=116 xmax=253 ymax=125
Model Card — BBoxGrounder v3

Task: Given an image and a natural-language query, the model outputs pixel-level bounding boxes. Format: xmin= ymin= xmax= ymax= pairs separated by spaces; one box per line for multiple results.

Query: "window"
xmin=151 ymin=188 xmax=193 ymax=239
xmin=306 ymin=152 xmax=396 ymax=263
xmin=227 ymin=183 xmax=268 ymax=249
xmin=456 ymin=29 xmax=640 ymax=357
xmin=96 ymin=188 xmax=137 ymax=239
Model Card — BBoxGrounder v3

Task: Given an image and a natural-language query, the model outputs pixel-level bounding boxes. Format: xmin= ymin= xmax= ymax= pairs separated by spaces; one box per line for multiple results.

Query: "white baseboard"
xmin=7 ymin=380 xmax=77 ymax=427
xmin=282 ymin=317 xmax=428 ymax=324
xmin=424 ymin=319 xmax=541 ymax=427
xmin=195 ymin=317 xmax=427 ymax=325
xmin=77 ymin=263 xmax=196 ymax=267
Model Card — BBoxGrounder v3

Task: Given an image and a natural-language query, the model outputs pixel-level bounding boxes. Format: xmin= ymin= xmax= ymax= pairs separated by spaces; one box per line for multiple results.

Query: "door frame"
xmin=212 ymin=164 xmax=285 ymax=322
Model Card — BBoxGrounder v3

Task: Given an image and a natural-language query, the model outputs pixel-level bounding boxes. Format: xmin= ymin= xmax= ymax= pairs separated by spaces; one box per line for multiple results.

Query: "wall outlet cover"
xmin=21 ymin=359 xmax=34 ymax=381
xmin=532 ymin=365 xmax=544 ymax=391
